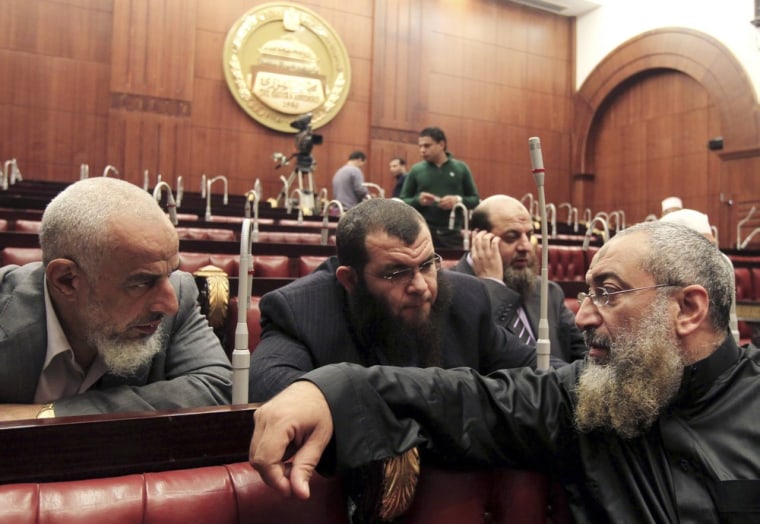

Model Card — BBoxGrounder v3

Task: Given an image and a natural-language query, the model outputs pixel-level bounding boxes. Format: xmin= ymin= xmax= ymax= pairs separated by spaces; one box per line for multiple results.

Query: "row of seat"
xmin=0 ymin=247 xmax=328 ymax=279
xmin=0 ymin=218 xmax=337 ymax=245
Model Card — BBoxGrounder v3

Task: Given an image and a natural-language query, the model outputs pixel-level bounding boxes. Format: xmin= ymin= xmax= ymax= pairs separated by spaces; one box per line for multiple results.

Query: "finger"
xmin=249 ymin=412 xmax=295 ymax=497
xmin=288 ymin=418 xmax=333 ymax=499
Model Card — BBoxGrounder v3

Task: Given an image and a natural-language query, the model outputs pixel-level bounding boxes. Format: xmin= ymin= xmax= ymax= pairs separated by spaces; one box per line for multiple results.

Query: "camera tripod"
xmin=275 ymin=156 xmax=317 ymax=215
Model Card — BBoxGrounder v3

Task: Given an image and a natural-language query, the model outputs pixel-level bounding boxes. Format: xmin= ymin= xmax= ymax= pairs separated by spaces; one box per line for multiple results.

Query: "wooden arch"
xmin=572 ymin=27 xmax=760 ymax=173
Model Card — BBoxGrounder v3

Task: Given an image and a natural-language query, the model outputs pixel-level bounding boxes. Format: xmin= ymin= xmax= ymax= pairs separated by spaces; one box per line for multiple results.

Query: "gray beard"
xmin=503 ymin=265 xmax=536 ymax=304
xmin=89 ymin=325 xmax=165 ymax=377
xmin=574 ymin=296 xmax=684 ymax=438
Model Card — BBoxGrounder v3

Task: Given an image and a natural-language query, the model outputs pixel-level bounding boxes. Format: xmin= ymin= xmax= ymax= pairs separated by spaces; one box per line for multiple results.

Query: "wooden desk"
xmin=0 ymin=405 xmax=257 ymax=484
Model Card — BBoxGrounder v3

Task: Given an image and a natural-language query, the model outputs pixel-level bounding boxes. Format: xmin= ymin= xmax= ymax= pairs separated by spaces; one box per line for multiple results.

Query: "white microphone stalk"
xmin=232 ymin=219 xmax=253 ymax=404
xmin=529 ymin=137 xmax=551 ymax=371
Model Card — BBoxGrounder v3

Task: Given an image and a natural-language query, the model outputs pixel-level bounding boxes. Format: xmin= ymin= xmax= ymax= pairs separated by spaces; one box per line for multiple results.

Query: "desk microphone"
xmin=232 ymin=219 xmax=254 ymax=404
xmin=529 ymin=137 xmax=551 ymax=371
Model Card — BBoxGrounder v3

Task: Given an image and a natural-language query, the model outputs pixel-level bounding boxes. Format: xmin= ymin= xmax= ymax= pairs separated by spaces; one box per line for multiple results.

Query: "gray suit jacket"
xmin=0 ymin=263 xmax=232 ymax=415
xmin=451 ymin=256 xmax=586 ymax=365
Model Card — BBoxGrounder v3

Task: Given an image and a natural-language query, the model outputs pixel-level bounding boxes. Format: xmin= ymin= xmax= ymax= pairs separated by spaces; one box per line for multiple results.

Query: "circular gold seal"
xmin=223 ymin=3 xmax=351 ymax=133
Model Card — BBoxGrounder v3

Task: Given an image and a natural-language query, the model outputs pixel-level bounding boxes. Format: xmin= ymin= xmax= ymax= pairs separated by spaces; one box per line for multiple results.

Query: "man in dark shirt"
xmin=249 ymin=221 xmax=760 ymax=522
xmin=248 ymin=198 xmax=535 ymax=402
xmin=389 ymin=157 xmax=407 ymax=198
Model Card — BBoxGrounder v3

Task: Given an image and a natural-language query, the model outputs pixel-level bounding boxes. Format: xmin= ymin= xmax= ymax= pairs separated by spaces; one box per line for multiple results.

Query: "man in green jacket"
xmin=399 ymin=127 xmax=479 ymax=248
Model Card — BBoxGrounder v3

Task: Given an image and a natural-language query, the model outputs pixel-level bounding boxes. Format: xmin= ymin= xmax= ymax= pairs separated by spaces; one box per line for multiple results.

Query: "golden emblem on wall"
xmin=223 ymin=2 xmax=352 ymax=132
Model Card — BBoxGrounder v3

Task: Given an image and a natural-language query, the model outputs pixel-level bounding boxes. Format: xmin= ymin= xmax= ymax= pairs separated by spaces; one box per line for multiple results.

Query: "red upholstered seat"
xmin=13 ymin=219 xmax=41 ymax=233
xmin=734 ymin=267 xmax=753 ymax=300
xmin=1 ymin=247 xmax=43 ymax=266
xmin=0 ymin=464 xmax=348 ymax=524
xmin=225 ymin=296 xmax=262 ymax=356
xmin=751 ymin=268 xmax=760 ymax=301
xmin=178 ymin=252 xmax=238 ymax=275
xmin=176 ymin=227 xmax=236 ymax=241
xmin=179 ymin=252 xmax=214 ymax=274
xmin=298 ymin=255 xmax=327 ymax=276
xmin=536 ymin=246 xmax=587 ymax=281
xmin=253 ymin=255 xmax=291 ymax=278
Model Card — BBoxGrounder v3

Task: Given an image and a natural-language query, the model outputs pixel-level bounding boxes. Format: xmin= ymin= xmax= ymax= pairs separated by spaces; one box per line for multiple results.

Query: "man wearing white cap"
xmin=660 ymin=196 xmax=683 ymax=216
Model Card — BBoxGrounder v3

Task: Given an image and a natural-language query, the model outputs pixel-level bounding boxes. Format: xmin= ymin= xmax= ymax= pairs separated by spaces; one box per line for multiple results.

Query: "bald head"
xmin=470 ymin=195 xmax=532 ymax=233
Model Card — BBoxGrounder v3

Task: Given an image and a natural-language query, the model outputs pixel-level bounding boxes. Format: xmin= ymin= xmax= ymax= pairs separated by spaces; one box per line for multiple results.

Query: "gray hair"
xmin=612 ymin=221 xmax=733 ymax=332
xmin=39 ymin=177 xmax=171 ymax=275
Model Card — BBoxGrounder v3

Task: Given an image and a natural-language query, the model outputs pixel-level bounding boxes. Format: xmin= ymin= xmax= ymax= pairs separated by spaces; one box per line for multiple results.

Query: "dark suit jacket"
xmin=248 ymin=257 xmax=536 ymax=401
xmin=451 ymin=255 xmax=586 ymax=366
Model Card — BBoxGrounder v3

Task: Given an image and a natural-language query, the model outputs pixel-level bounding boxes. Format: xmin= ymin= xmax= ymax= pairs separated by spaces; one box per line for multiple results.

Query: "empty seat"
xmin=178 ymin=253 xmax=238 ymax=276
xmin=225 ymin=296 xmax=262 ymax=357
xmin=176 ymin=228 xmax=236 ymax=241
xmin=734 ymin=267 xmax=753 ymax=300
xmin=253 ymin=256 xmax=291 ymax=278
xmin=537 ymin=246 xmax=586 ymax=281
xmin=298 ymin=256 xmax=328 ymax=276
xmin=13 ymin=219 xmax=41 ymax=233
xmin=1 ymin=247 xmax=43 ymax=266
xmin=752 ymin=268 xmax=760 ymax=301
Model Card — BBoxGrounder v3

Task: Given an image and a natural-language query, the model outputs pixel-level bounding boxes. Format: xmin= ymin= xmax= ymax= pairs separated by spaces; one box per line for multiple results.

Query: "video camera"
xmin=291 ymin=113 xmax=322 ymax=172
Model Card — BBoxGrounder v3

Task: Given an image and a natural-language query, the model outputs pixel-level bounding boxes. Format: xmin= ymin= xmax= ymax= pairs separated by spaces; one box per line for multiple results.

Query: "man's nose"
xmin=405 ymin=268 xmax=428 ymax=292
xmin=574 ymin=296 xmax=602 ymax=330
xmin=152 ymin=277 xmax=179 ymax=316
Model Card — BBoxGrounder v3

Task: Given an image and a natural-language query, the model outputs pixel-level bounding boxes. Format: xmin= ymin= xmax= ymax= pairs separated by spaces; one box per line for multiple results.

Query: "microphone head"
xmin=528 ymin=137 xmax=544 ymax=171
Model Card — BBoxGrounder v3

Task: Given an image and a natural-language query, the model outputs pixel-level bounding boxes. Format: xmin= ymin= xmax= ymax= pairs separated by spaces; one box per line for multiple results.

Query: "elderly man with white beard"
xmin=0 ymin=177 xmax=232 ymax=420
xmin=249 ymin=220 xmax=760 ymax=523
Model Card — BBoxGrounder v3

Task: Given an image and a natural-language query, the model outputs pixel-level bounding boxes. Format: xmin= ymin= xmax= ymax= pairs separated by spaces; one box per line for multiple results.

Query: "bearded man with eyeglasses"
xmin=247 ymin=198 xmax=535 ymax=403
xmin=249 ymin=220 xmax=760 ymax=523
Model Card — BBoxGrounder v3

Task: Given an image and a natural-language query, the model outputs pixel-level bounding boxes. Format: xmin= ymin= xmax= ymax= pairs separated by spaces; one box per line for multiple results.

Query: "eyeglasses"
xmin=577 ymin=284 xmax=676 ymax=308
xmin=373 ymin=254 xmax=442 ymax=285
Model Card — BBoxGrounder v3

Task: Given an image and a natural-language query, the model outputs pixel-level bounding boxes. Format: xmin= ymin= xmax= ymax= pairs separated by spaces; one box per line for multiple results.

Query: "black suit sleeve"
xmin=248 ymin=289 xmax=318 ymax=402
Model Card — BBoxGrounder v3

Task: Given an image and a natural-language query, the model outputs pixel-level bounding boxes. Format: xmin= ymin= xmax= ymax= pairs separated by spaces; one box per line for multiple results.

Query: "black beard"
xmin=345 ymin=274 xmax=453 ymax=367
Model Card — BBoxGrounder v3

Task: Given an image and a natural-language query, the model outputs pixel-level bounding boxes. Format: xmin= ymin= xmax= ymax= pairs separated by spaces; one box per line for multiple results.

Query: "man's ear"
xmin=674 ymin=284 xmax=710 ymax=337
xmin=46 ymin=259 xmax=82 ymax=299
xmin=336 ymin=265 xmax=358 ymax=293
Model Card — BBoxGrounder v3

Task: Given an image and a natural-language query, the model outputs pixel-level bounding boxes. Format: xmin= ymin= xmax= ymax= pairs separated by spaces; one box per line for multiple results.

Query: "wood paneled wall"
xmin=573 ymin=28 xmax=760 ymax=248
xmin=370 ymin=0 xmax=575 ymax=204
xmin=1 ymin=2 xmax=759 ymax=247
xmin=0 ymin=0 xmax=574 ymax=205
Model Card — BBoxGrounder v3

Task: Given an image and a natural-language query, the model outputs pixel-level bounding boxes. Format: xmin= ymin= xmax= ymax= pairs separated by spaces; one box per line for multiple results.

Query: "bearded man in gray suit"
xmin=0 ymin=177 xmax=232 ymax=421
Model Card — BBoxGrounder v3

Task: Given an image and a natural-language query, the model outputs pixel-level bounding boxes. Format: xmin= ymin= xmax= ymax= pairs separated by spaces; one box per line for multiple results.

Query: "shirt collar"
xmin=672 ymin=334 xmax=741 ymax=406
xmin=43 ymin=274 xmax=73 ymax=370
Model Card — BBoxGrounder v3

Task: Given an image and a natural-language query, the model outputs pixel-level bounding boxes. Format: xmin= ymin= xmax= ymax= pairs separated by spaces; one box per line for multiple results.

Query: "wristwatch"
xmin=456 ymin=195 xmax=463 ymax=204
xmin=37 ymin=403 xmax=55 ymax=419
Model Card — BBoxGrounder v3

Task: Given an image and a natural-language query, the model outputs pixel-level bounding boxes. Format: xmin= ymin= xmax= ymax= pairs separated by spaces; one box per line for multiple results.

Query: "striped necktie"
xmin=512 ymin=308 xmax=536 ymax=346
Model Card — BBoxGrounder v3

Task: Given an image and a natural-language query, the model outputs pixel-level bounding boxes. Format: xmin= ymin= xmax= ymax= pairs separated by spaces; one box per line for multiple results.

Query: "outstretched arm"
xmin=249 ymin=381 xmax=334 ymax=499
